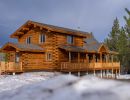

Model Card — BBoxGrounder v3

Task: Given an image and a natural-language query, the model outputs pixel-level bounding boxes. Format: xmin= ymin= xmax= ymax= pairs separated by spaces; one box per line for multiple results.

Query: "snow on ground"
xmin=117 ymin=74 xmax=130 ymax=79
xmin=0 ymin=74 xmax=130 ymax=100
xmin=0 ymin=72 xmax=60 ymax=92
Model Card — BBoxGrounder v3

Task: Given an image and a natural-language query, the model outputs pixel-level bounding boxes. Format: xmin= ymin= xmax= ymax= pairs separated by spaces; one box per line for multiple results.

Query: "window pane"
xmin=40 ymin=34 xmax=45 ymax=43
xmin=46 ymin=53 xmax=52 ymax=61
xmin=67 ymin=35 xmax=73 ymax=44
xmin=26 ymin=36 xmax=31 ymax=44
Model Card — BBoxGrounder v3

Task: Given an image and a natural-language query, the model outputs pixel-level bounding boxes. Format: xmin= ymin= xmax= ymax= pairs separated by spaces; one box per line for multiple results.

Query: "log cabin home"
xmin=0 ymin=20 xmax=120 ymax=76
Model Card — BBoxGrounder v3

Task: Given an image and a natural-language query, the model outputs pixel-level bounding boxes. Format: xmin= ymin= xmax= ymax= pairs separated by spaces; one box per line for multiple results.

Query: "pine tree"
xmin=124 ymin=8 xmax=130 ymax=47
xmin=104 ymin=18 xmax=120 ymax=51
xmin=123 ymin=8 xmax=130 ymax=72
xmin=117 ymin=27 xmax=128 ymax=66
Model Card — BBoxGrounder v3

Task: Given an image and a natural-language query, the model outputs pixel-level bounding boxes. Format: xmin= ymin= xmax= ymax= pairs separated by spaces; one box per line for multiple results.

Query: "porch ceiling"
xmin=1 ymin=42 xmax=45 ymax=52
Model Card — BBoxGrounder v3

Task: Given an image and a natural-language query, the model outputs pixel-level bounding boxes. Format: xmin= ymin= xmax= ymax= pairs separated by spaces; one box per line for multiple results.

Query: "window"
xmin=67 ymin=35 xmax=74 ymax=44
xmin=39 ymin=34 xmax=46 ymax=43
xmin=15 ymin=53 xmax=20 ymax=63
xmin=46 ymin=53 xmax=52 ymax=61
xmin=26 ymin=36 xmax=31 ymax=44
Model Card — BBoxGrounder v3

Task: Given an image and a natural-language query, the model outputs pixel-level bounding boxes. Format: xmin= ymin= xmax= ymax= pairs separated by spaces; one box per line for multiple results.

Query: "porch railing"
xmin=60 ymin=62 xmax=120 ymax=72
xmin=0 ymin=62 xmax=23 ymax=73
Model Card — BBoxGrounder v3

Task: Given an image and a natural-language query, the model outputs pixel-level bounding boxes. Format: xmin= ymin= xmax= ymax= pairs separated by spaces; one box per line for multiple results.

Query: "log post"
xmin=78 ymin=52 xmax=80 ymax=63
xmin=100 ymin=53 xmax=102 ymax=63
xmin=86 ymin=54 xmax=89 ymax=74
xmin=112 ymin=69 xmax=114 ymax=78
xmin=93 ymin=54 xmax=96 ymax=76
xmin=101 ymin=70 xmax=103 ymax=78
xmin=69 ymin=52 xmax=71 ymax=62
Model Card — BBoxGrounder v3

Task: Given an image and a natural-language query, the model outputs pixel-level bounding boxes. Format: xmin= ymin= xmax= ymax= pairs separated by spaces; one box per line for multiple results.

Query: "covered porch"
xmin=59 ymin=45 xmax=120 ymax=76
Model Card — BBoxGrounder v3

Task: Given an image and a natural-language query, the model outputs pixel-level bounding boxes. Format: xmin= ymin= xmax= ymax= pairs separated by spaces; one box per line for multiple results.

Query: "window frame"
xmin=46 ymin=52 xmax=52 ymax=61
xmin=39 ymin=34 xmax=46 ymax=44
xmin=26 ymin=36 xmax=31 ymax=44
xmin=67 ymin=35 xmax=74 ymax=44
xmin=15 ymin=53 xmax=20 ymax=63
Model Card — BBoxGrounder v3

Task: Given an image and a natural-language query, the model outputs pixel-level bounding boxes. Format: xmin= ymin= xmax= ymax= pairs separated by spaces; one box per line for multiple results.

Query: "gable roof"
xmin=83 ymin=35 xmax=101 ymax=52
xmin=1 ymin=42 xmax=44 ymax=52
xmin=10 ymin=20 xmax=90 ymax=38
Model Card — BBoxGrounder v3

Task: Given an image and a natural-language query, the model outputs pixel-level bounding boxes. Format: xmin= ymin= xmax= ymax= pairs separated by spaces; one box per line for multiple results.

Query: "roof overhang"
xmin=1 ymin=42 xmax=45 ymax=53
xmin=10 ymin=20 xmax=88 ymax=39
xmin=59 ymin=45 xmax=87 ymax=53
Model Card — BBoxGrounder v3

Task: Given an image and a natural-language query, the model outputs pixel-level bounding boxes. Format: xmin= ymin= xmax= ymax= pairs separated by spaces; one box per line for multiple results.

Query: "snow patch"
xmin=0 ymin=74 xmax=130 ymax=100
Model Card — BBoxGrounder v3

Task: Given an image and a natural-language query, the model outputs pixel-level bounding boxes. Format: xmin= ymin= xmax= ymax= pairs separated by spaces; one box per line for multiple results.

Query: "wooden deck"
xmin=60 ymin=62 xmax=120 ymax=72
xmin=0 ymin=62 xmax=23 ymax=74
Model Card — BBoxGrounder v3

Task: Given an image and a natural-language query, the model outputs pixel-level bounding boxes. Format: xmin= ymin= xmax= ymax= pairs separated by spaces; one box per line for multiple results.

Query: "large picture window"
xmin=39 ymin=34 xmax=46 ymax=43
xmin=67 ymin=35 xmax=74 ymax=44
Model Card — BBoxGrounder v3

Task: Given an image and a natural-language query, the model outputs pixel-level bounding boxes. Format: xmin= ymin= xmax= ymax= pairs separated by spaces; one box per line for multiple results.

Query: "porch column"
xmin=100 ymin=53 xmax=102 ymax=63
xmin=86 ymin=54 xmax=89 ymax=63
xmin=112 ymin=69 xmax=114 ymax=78
xmin=111 ymin=54 xmax=114 ymax=69
xmin=101 ymin=70 xmax=103 ymax=78
xmin=69 ymin=52 xmax=71 ymax=62
xmin=106 ymin=54 xmax=109 ymax=63
xmin=78 ymin=52 xmax=80 ymax=63
xmin=93 ymin=54 xmax=96 ymax=76
xmin=93 ymin=54 xmax=96 ymax=63
xmin=119 ymin=69 xmax=120 ymax=76
xmin=86 ymin=54 xmax=89 ymax=74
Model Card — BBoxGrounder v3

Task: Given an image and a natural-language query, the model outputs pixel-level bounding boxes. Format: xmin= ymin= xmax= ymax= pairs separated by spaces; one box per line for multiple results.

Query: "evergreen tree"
xmin=104 ymin=18 xmax=120 ymax=51
xmin=117 ymin=27 xmax=128 ymax=66
xmin=124 ymin=8 xmax=130 ymax=47
xmin=123 ymin=8 xmax=130 ymax=72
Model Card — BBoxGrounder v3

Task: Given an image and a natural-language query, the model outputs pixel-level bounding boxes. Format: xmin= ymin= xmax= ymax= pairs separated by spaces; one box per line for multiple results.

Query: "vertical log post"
xmin=93 ymin=54 xmax=96 ymax=76
xmin=101 ymin=70 xmax=103 ymax=78
xmin=69 ymin=52 xmax=71 ymax=62
xmin=100 ymin=53 xmax=102 ymax=63
xmin=112 ymin=69 xmax=114 ymax=78
xmin=111 ymin=54 xmax=114 ymax=78
xmin=78 ymin=52 xmax=80 ymax=63
xmin=86 ymin=54 xmax=89 ymax=74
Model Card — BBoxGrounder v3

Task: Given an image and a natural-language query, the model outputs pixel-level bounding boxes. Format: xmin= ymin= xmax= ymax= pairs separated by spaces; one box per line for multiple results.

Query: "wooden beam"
xmin=16 ymin=32 xmax=24 ymax=35
xmin=22 ymin=27 xmax=29 ymax=31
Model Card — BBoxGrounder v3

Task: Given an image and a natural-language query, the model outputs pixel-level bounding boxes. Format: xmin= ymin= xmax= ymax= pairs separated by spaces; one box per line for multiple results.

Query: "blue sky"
xmin=0 ymin=0 xmax=130 ymax=46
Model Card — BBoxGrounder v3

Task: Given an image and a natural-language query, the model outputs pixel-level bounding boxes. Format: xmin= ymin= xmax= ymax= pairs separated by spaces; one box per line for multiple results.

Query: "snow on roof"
xmin=0 ymin=74 xmax=130 ymax=100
